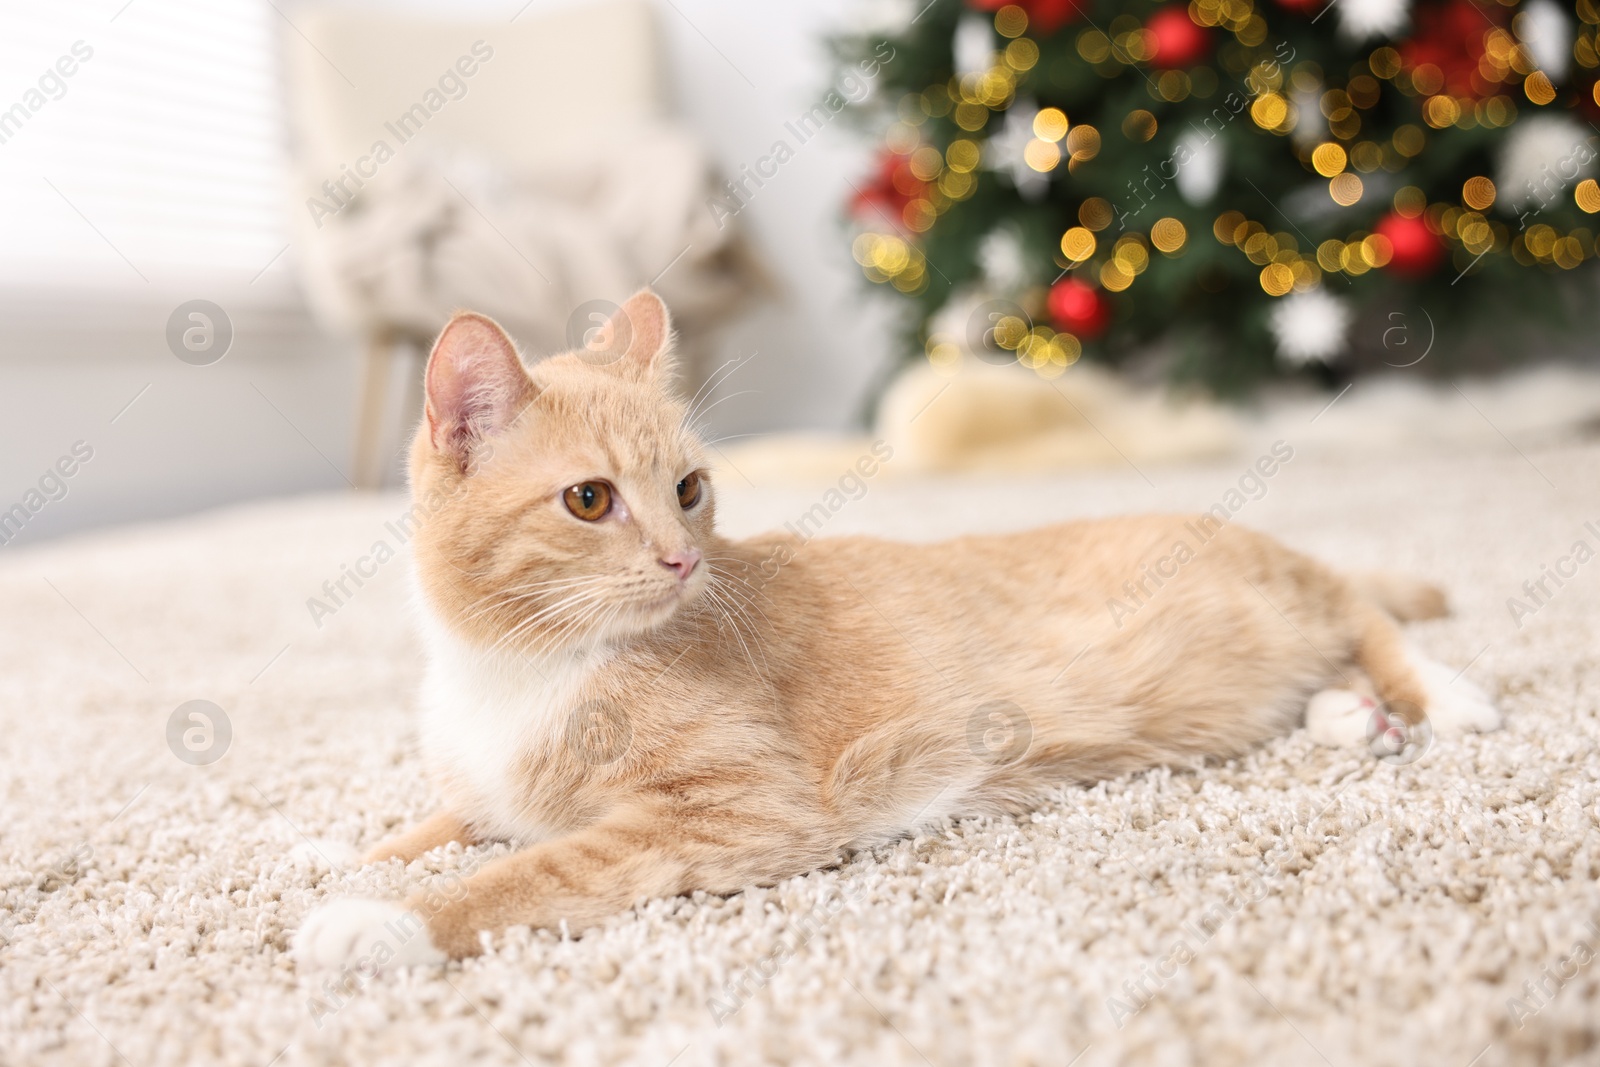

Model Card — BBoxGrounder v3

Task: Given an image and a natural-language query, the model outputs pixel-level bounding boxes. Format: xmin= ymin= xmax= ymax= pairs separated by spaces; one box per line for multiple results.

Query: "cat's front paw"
xmin=293 ymin=899 xmax=445 ymax=971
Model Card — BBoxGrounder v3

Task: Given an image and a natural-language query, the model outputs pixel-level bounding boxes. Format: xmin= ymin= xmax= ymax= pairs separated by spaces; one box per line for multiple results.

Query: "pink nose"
xmin=659 ymin=548 xmax=701 ymax=581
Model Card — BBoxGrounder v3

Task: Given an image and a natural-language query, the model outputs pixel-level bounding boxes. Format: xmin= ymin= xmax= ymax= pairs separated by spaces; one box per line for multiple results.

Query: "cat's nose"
xmin=659 ymin=548 xmax=702 ymax=581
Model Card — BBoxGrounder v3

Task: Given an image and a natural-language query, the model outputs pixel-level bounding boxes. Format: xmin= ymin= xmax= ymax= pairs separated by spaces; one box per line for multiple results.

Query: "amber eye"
xmin=676 ymin=471 xmax=703 ymax=509
xmin=563 ymin=482 xmax=613 ymax=521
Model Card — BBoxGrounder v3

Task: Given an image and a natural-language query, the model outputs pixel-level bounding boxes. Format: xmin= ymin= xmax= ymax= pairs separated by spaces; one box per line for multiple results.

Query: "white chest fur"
xmin=415 ymin=610 xmax=600 ymax=843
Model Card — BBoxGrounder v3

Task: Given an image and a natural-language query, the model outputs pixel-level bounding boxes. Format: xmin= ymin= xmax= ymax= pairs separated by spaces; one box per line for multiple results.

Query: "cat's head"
xmin=408 ymin=290 xmax=717 ymax=654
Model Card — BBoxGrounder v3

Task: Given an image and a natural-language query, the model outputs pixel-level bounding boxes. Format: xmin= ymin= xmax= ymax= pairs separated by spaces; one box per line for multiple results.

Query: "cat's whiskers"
xmin=703 ymin=571 xmax=772 ymax=683
xmin=459 ymin=575 xmax=606 ymax=627
xmin=487 ymin=588 xmax=612 ymax=656
xmin=680 ymin=352 xmax=755 ymax=433
xmin=702 ymin=431 xmax=772 ymax=448
xmin=684 ymin=390 xmax=757 ymax=441
xmin=703 ymin=556 xmax=770 ymax=595
xmin=537 ymin=595 xmax=628 ymax=658
xmin=708 ymin=587 xmax=775 ymax=670
xmin=705 ymin=560 xmax=777 ymax=631
xmin=460 ymin=590 xmax=591 ymax=636
xmin=508 ymin=573 xmax=672 ymax=658
xmin=461 ymin=583 xmax=589 ymax=624
xmin=719 ymin=583 xmax=774 ymax=668
xmin=716 ymin=593 xmax=771 ymax=684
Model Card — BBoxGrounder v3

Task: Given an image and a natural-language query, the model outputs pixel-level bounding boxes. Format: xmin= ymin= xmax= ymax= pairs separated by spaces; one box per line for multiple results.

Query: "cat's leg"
xmin=1403 ymin=646 xmax=1502 ymax=736
xmin=415 ymin=804 xmax=833 ymax=958
xmin=297 ymin=803 xmax=830 ymax=966
xmin=1349 ymin=605 xmax=1500 ymax=737
xmin=360 ymin=810 xmax=478 ymax=866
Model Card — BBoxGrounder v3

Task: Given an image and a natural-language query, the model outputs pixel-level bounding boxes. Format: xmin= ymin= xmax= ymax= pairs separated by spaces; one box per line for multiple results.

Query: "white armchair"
xmin=280 ymin=0 xmax=759 ymax=486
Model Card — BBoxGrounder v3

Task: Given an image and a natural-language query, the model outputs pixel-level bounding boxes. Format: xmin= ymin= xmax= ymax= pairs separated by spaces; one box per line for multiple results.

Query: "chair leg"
xmin=398 ymin=339 xmax=427 ymax=455
xmin=353 ymin=330 xmax=394 ymax=490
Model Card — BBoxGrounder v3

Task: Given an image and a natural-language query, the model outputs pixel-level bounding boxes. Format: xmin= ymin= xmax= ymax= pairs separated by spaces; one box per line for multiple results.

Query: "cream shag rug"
xmin=2 ymin=441 xmax=1599 ymax=1067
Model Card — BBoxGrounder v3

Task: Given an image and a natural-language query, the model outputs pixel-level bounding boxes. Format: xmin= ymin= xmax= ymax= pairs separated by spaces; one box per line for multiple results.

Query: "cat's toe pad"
xmin=1306 ymin=688 xmax=1376 ymax=747
xmin=293 ymin=899 xmax=444 ymax=971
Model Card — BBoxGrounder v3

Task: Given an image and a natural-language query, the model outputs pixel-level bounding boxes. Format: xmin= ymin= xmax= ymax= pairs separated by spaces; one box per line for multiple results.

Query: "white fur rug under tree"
xmin=2 ymin=440 xmax=1598 ymax=1066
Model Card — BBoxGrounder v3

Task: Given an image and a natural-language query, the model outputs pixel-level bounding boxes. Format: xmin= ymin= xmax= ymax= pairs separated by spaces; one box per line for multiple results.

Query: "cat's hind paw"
xmin=293 ymin=898 xmax=445 ymax=971
xmin=1413 ymin=654 xmax=1503 ymax=737
xmin=1305 ymin=688 xmax=1376 ymax=748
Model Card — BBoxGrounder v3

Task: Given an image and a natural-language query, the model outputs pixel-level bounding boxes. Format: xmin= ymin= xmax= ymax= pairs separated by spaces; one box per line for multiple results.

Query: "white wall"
xmin=0 ymin=293 xmax=360 ymax=546
xmin=0 ymin=0 xmax=895 ymax=545
xmin=647 ymin=0 xmax=899 ymax=435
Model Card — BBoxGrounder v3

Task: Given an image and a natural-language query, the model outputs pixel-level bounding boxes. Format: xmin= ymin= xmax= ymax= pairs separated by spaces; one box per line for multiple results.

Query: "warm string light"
xmin=1122 ymin=109 xmax=1158 ymax=141
xmin=1368 ymin=26 xmax=1529 ymax=132
xmin=1576 ymin=179 xmax=1600 ymax=213
xmin=923 ymin=317 xmax=1082 ymax=379
xmin=852 ymin=233 xmax=929 ymax=293
xmin=1015 ymin=326 xmax=1082 ymax=378
xmin=856 ymin=14 xmax=1054 ymax=249
xmin=1513 ymin=224 xmax=1594 ymax=267
xmin=1462 ymin=176 xmax=1497 ymax=211
xmin=1151 ymin=217 xmax=1188 ymax=254
xmin=1100 ymin=234 xmax=1149 ymax=292
xmin=1188 ymin=0 xmax=1267 ymax=46
xmin=1207 ymin=178 xmax=1590 ymax=288
xmin=994 ymin=4 xmax=1028 ymax=38
xmin=1027 ymin=107 xmax=1069 ymax=172
xmin=1076 ymin=15 xmax=1222 ymax=94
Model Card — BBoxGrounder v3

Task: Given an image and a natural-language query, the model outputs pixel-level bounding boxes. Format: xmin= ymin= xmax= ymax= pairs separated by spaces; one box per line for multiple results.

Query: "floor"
xmin=2 ymin=438 xmax=1597 ymax=1066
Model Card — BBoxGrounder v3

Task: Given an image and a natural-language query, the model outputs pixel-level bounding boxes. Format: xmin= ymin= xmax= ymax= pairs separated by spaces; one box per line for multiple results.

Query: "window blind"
xmin=0 ymin=0 xmax=292 ymax=293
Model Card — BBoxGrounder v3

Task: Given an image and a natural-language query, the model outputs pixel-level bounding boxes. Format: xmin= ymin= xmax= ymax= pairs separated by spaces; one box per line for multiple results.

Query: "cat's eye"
xmin=676 ymin=471 xmax=703 ymax=510
xmin=563 ymin=482 xmax=613 ymax=522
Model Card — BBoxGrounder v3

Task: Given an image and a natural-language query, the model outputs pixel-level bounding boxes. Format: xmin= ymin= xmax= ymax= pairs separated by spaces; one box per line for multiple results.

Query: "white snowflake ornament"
xmin=1518 ymin=0 xmax=1572 ymax=82
xmin=1270 ymin=290 xmax=1352 ymax=366
xmin=953 ymin=14 xmax=995 ymax=78
xmin=1498 ymin=115 xmax=1595 ymax=214
xmin=1291 ymin=87 xmax=1328 ymax=149
xmin=1174 ymin=129 xmax=1224 ymax=205
xmin=978 ymin=227 xmax=1030 ymax=293
xmin=1339 ymin=0 xmax=1410 ymax=41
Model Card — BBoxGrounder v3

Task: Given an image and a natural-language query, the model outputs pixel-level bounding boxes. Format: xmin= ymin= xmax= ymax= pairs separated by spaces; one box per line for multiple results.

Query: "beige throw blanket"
xmin=302 ymin=124 xmax=761 ymax=364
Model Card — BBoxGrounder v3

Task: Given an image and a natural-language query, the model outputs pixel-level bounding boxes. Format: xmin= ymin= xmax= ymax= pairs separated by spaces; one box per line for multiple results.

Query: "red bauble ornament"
xmin=849 ymin=151 xmax=925 ymax=229
xmin=1048 ymin=278 xmax=1112 ymax=338
xmin=1401 ymin=0 xmax=1505 ymax=99
xmin=1146 ymin=6 xmax=1210 ymax=68
xmin=1271 ymin=0 xmax=1322 ymax=11
xmin=1374 ymin=213 xmax=1445 ymax=278
xmin=968 ymin=0 xmax=1089 ymax=36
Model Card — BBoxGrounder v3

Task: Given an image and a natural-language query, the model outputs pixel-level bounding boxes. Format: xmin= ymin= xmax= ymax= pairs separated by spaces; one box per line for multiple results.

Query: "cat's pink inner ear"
xmin=596 ymin=289 xmax=673 ymax=379
xmin=425 ymin=312 xmax=535 ymax=464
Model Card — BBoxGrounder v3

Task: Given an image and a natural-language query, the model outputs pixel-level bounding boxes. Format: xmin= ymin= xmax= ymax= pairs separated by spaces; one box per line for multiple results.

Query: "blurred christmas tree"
xmin=835 ymin=0 xmax=1600 ymax=394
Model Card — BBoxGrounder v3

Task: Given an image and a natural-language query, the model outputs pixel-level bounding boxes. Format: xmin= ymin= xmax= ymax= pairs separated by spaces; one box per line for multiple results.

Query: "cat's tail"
xmin=1348 ymin=570 xmax=1450 ymax=622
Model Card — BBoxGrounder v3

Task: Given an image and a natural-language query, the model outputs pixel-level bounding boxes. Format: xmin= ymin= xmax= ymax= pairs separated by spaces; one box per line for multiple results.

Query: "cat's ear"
xmin=424 ymin=312 xmax=537 ymax=471
xmin=586 ymin=289 xmax=675 ymax=382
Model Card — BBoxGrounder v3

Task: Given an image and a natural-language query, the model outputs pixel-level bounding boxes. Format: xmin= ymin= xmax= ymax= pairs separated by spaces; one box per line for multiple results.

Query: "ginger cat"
xmin=295 ymin=290 xmax=1501 ymax=968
